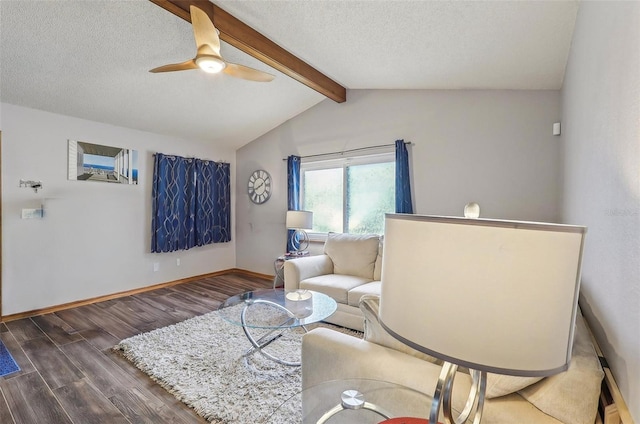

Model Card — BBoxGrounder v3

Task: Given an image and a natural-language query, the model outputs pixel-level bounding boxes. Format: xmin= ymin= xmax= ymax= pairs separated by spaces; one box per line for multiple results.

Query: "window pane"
xmin=303 ymin=168 xmax=343 ymax=233
xmin=347 ymin=162 xmax=395 ymax=234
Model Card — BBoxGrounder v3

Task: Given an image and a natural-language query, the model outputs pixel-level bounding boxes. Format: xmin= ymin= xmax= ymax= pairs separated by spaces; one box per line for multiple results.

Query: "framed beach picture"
xmin=68 ymin=140 xmax=139 ymax=185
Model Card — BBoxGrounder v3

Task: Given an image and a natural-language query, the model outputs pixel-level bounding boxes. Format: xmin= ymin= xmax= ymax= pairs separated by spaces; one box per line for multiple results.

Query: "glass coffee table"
xmin=218 ymin=289 xmax=337 ymax=367
xmin=265 ymin=378 xmax=447 ymax=423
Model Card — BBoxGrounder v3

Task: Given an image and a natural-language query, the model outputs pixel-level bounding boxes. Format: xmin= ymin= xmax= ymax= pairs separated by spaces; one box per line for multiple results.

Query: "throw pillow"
xmin=359 ymin=294 xmax=440 ymax=364
xmin=517 ymin=312 xmax=604 ymax=424
xmin=324 ymin=232 xmax=380 ymax=280
xmin=485 ymin=374 xmax=543 ymax=399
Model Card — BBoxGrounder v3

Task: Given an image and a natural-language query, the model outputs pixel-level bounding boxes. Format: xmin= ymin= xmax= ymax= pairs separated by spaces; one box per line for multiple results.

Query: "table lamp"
xmin=379 ymin=214 xmax=586 ymax=424
xmin=286 ymin=210 xmax=313 ymax=253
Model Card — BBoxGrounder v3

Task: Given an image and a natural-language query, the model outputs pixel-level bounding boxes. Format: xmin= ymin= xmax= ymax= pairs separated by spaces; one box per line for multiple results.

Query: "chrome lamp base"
xmin=289 ymin=229 xmax=310 ymax=252
xmin=431 ymin=362 xmax=487 ymax=424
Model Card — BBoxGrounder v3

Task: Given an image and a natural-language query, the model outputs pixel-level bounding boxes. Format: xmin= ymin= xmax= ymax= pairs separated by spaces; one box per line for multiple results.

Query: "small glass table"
xmin=218 ymin=289 xmax=337 ymax=366
xmin=265 ymin=378 xmax=446 ymax=423
xmin=273 ymin=254 xmax=308 ymax=288
xmin=273 ymin=255 xmax=288 ymax=288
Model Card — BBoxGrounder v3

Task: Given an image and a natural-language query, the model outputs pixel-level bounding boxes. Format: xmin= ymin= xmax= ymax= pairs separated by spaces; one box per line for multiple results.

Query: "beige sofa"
xmin=284 ymin=232 xmax=383 ymax=331
xmin=302 ymin=295 xmax=605 ymax=424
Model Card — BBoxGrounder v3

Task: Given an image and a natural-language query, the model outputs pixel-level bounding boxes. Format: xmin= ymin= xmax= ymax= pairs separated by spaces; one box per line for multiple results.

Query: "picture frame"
xmin=68 ymin=140 xmax=138 ymax=184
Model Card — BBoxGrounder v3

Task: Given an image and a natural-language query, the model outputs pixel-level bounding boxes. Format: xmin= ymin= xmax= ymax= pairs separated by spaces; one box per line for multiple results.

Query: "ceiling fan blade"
xmin=149 ymin=59 xmax=198 ymax=73
xmin=223 ymin=63 xmax=275 ymax=82
xmin=190 ymin=5 xmax=221 ymax=56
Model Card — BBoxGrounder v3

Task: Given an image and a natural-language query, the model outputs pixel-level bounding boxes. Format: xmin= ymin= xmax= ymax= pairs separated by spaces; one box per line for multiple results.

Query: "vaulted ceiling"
xmin=0 ymin=0 xmax=579 ymax=149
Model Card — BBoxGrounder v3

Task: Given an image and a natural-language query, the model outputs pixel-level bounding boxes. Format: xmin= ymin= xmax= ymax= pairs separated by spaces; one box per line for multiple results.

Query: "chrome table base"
xmin=240 ymin=298 xmax=307 ymax=367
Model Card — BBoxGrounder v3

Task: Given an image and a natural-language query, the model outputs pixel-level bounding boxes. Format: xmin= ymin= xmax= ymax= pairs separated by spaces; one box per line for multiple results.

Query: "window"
xmin=302 ymin=153 xmax=395 ymax=235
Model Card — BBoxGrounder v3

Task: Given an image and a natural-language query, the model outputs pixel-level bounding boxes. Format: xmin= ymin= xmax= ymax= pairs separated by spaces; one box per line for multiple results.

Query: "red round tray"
xmin=378 ymin=418 xmax=438 ymax=424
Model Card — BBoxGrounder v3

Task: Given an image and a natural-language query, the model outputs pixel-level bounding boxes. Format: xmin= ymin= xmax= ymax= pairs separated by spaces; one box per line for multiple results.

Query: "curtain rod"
xmin=281 ymin=141 xmax=412 ymax=161
xmin=152 ymin=153 xmax=229 ymax=164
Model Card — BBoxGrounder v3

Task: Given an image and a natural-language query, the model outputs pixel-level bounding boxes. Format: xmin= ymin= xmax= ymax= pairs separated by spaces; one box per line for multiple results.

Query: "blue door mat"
xmin=0 ymin=339 xmax=20 ymax=377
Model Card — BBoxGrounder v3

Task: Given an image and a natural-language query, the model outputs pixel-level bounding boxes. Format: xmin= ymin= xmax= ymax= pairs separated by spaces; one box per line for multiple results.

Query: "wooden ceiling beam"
xmin=149 ymin=0 xmax=346 ymax=103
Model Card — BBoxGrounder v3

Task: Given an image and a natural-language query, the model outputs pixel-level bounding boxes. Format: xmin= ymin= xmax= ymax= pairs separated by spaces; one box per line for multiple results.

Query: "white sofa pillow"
xmin=517 ymin=311 xmax=604 ymax=424
xmin=487 ymin=309 xmax=603 ymax=407
xmin=324 ymin=233 xmax=380 ymax=280
xmin=486 ymin=374 xmax=543 ymax=399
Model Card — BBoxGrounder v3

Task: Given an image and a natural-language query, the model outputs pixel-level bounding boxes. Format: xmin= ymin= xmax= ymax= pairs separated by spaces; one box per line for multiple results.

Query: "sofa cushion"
xmin=517 ymin=312 xmax=604 ymax=424
xmin=348 ymin=281 xmax=381 ymax=307
xmin=324 ymin=233 xmax=380 ymax=280
xmin=359 ymin=295 xmax=440 ymax=364
xmin=301 ymin=274 xmax=371 ymax=304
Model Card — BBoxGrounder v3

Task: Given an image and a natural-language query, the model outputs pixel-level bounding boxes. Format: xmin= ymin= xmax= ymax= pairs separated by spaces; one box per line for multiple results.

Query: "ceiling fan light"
xmin=196 ymin=56 xmax=226 ymax=73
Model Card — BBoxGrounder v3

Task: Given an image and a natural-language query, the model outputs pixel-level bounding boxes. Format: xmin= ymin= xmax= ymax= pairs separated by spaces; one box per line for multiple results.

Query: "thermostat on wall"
xmin=21 ymin=208 xmax=43 ymax=219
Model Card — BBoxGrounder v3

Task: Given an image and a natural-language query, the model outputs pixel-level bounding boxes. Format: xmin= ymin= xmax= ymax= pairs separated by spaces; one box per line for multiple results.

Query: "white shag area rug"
xmin=114 ymin=305 xmax=361 ymax=423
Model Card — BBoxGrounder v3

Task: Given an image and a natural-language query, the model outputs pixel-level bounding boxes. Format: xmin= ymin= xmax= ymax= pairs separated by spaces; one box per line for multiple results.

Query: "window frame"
xmin=301 ymin=150 xmax=395 ymax=240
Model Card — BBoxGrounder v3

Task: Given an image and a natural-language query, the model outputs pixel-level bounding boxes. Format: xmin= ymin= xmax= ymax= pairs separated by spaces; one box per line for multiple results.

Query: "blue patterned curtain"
xmin=194 ymin=159 xmax=215 ymax=247
xmin=395 ymin=139 xmax=414 ymax=214
xmin=287 ymin=156 xmax=301 ymax=252
xmin=152 ymin=154 xmax=230 ymax=253
xmin=212 ymin=162 xmax=231 ymax=242
xmin=151 ymin=154 xmax=196 ymax=252
xmin=194 ymin=160 xmax=231 ymax=245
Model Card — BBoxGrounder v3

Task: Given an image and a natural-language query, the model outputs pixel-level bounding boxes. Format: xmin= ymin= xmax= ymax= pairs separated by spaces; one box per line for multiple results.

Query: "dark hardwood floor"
xmin=0 ymin=272 xmax=272 ymax=423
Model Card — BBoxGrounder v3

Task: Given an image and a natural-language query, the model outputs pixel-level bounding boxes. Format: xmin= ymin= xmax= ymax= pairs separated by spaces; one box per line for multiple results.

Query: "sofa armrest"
xmin=283 ymin=255 xmax=334 ymax=291
xmin=302 ymin=327 xmax=447 ymax=394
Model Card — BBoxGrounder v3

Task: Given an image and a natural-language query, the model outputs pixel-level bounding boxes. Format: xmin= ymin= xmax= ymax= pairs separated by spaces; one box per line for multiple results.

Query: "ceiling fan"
xmin=150 ymin=5 xmax=275 ymax=82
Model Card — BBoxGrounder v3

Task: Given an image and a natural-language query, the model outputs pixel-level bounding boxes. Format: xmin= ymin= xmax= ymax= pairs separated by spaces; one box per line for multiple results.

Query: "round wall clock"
xmin=247 ymin=169 xmax=272 ymax=204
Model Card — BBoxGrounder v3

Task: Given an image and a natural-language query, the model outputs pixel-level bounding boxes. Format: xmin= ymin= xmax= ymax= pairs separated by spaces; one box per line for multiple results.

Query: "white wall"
xmin=236 ymin=89 xmax=562 ymax=274
xmin=1 ymin=104 xmax=236 ymax=316
xmin=561 ymin=2 xmax=640 ymax=421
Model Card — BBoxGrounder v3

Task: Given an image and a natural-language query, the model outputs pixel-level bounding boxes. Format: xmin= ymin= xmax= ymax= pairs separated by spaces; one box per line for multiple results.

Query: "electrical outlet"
xmin=176 ymin=258 xmax=181 ymax=266
xmin=153 ymin=262 xmax=159 ymax=272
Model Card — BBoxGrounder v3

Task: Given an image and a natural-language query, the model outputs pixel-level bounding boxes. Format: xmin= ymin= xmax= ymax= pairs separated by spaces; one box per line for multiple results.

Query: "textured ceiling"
xmin=216 ymin=0 xmax=579 ymax=90
xmin=0 ymin=0 xmax=579 ymax=149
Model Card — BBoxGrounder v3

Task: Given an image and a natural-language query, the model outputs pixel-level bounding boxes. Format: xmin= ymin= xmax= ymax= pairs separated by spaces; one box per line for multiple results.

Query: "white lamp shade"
xmin=379 ymin=214 xmax=585 ymax=377
xmin=286 ymin=210 xmax=313 ymax=230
